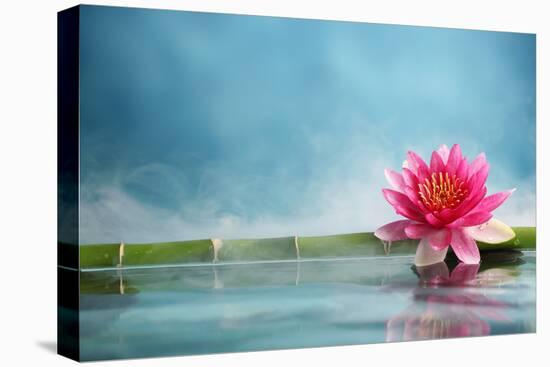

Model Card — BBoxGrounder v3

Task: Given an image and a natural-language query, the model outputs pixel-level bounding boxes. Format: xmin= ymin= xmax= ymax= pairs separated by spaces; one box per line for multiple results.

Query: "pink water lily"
xmin=375 ymin=144 xmax=515 ymax=266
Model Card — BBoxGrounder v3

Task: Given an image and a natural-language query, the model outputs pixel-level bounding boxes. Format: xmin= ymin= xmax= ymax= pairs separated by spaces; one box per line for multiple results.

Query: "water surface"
xmin=77 ymin=251 xmax=535 ymax=361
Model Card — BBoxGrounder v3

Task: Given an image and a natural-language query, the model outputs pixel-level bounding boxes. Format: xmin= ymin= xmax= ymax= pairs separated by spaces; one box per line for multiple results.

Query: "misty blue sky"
xmin=79 ymin=5 xmax=536 ymax=244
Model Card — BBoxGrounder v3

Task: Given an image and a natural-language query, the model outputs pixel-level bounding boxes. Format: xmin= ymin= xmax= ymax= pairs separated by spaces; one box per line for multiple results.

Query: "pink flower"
xmin=375 ymin=144 xmax=515 ymax=266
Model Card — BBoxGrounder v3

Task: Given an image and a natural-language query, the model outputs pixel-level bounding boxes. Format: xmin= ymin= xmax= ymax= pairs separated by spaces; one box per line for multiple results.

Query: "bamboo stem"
xmin=78 ymin=227 xmax=536 ymax=269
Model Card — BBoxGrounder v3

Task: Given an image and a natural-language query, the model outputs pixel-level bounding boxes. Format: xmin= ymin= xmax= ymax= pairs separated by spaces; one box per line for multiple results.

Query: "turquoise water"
xmin=77 ymin=251 xmax=535 ymax=361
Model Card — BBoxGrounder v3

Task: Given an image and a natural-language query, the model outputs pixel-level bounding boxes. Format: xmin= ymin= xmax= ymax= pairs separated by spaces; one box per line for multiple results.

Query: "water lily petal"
xmin=425 ymin=213 xmax=445 ymax=227
xmin=402 ymin=186 xmax=429 ymax=213
xmin=404 ymin=223 xmax=433 ymax=239
xmin=437 ymin=144 xmax=450 ymax=164
xmin=446 ymin=185 xmax=487 ymax=223
xmin=414 ymin=237 xmax=448 ymax=267
xmin=446 ymin=144 xmax=463 ymax=175
xmin=374 ymin=220 xmax=412 ymax=241
xmin=383 ymin=189 xmax=425 ymax=221
xmin=449 ymin=211 xmax=492 ymax=228
xmin=430 ymin=150 xmax=445 ymax=173
xmin=463 ymin=185 xmax=488 ymax=213
xmin=402 ymin=167 xmax=419 ymax=188
xmin=395 ymin=204 xmax=426 ymax=222
xmin=407 ymin=151 xmax=430 ymax=181
xmin=428 ymin=227 xmax=452 ymax=250
xmin=472 ymin=189 xmax=515 ymax=213
xmin=384 ymin=169 xmax=406 ymax=192
xmin=383 ymin=189 xmax=413 ymax=207
xmin=468 ymin=152 xmax=487 ymax=179
xmin=468 ymin=163 xmax=490 ymax=193
xmin=456 ymin=158 xmax=469 ymax=181
xmin=465 ymin=218 xmax=516 ymax=244
xmin=450 ymin=228 xmax=480 ymax=264
xmin=405 ymin=225 xmax=450 ymax=250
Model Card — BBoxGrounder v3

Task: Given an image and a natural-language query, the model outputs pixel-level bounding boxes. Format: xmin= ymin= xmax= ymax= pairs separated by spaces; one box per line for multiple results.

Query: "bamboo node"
xmin=118 ymin=241 xmax=125 ymax=267
xmin=294 ymin=236 xmax=300 ymax=259
xmin=211 ymin=238 xmax=223 ymax=263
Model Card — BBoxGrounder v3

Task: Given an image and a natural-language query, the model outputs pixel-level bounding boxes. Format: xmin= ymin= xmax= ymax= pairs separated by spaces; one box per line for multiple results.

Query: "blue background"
xmin=79 ymin=5 xmax=535 ymax=244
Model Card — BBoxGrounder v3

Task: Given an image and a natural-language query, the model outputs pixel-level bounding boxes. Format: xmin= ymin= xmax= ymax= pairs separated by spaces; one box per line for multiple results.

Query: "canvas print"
xmin=57 ymin=5 xmax=536 ymax=362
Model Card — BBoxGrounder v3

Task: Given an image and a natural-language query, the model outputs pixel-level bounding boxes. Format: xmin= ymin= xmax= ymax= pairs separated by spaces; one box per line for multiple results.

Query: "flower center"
xmin=418 ymin=172 xmax=469 ymax=212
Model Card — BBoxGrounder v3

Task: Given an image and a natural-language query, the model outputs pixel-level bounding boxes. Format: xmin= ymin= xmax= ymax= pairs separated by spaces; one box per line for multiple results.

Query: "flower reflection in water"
xmin=386 ymin=259 xmax=519 ymax=341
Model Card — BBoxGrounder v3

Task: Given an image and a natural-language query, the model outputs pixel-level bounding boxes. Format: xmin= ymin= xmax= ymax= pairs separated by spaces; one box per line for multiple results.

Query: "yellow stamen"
xmin=418 ymin=172 xmax=469 ymax=212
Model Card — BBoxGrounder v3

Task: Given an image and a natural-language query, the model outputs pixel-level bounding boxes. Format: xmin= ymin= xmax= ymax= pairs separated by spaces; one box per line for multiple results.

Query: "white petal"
xmin=414 ymin=238 xmax=448 ymax=267
xmin=437 ymin=144 xmax=450 ymax=164
xmin=465 ymin=218 xmax=516 ymax=244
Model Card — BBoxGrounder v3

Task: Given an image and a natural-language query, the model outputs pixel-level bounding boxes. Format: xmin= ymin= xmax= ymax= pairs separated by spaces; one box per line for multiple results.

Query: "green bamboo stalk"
xmin=79 ymin=243 xmax=120 ymax=268
xmin=298 ymin=233 xmax=419 ymax=258
xmin=122 ymin=239 xmax=213 ymax=265
xmin=78 ymin=226 xmax=535 ymax=269
xmin=217 ymin=237 xmax=298 ymax=262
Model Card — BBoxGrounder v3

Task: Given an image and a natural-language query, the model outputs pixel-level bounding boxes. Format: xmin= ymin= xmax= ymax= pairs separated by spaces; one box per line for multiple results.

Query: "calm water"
xmin=76 ymin=251 xmax=536 ymax=361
